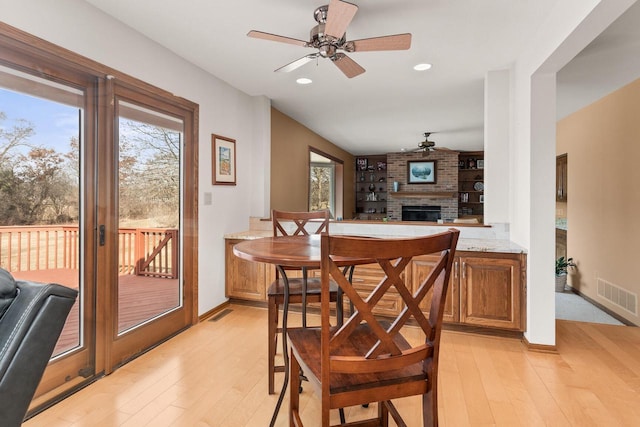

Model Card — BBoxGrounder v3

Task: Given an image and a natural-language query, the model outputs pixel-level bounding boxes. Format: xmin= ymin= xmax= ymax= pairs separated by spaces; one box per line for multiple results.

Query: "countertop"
xmin=556 ymin=218 xmax=567 ymax=231
xmin=224 ymin=230 xmax=526 ymax=254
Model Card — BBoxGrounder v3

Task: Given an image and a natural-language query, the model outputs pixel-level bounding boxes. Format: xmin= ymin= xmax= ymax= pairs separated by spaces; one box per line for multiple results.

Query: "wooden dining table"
xmin=233 ymin=234 xmax=371 ymax=426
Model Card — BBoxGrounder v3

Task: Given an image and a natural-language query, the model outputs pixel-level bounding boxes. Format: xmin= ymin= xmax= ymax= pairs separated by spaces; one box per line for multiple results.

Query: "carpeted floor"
xmin=556 ymin=290 xmax=624 ymax=325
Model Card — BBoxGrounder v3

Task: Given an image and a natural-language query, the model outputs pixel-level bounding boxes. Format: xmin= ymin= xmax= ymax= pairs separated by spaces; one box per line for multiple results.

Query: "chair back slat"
xmin=272 ymin=209 xmax=330 ymax=237
xmin=320 ymin=229 xmax=459 ymax=383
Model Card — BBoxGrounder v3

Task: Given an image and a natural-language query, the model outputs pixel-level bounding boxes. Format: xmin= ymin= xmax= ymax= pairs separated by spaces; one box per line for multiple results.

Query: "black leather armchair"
xmin=0 ymin=268 xmax=78 ymax=426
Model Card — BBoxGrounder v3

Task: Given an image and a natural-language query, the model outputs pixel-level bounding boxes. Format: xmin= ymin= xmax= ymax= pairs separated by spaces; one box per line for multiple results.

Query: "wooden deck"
xmin=11 ymin=269 xmax=180 ymax=355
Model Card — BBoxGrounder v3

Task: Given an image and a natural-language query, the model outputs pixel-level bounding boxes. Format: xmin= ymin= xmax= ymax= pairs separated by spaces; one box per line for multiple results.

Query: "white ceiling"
xmin=84 ymin=0 xmax=640 ymax=155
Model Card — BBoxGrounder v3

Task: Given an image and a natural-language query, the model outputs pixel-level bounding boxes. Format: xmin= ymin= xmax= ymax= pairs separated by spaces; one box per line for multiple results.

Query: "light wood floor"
xmin=24 ymin=304 xmax=640 ymax=426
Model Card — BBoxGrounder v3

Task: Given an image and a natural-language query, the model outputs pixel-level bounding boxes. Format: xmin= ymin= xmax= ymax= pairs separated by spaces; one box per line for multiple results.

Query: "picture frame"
xmin=477 ymin=159 xmax=485 ymax=169
xmin=356 ymin=157 xmax=368 ymax=171
xmin=407 ymin=160 xmax=437 ymax=184
xmin=212 ymin=134 xmax=236 ymax=185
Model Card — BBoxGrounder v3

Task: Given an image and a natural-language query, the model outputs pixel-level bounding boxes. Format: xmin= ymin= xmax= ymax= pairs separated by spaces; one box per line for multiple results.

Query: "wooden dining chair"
xmin=267 ymin=209 xmax=343 ymax=394
xmin=288 ymin=229 xmax=459 ymax=426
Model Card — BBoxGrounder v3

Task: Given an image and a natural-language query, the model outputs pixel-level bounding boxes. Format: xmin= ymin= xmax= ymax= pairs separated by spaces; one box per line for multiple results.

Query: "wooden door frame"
xmin=99 ymin=79 xmax=198 ymax=374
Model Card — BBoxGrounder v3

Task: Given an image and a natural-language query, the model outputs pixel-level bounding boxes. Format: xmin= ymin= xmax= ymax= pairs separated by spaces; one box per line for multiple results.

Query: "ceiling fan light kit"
xmin=410 ymin=132 xmax=456 ymax=157
xmin=248 ymin=0 xmax=411 ymax=78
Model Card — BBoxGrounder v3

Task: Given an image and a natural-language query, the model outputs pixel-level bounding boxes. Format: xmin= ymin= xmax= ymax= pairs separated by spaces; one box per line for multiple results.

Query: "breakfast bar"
xmin=225 ymin=218 xmax=527 ymax=334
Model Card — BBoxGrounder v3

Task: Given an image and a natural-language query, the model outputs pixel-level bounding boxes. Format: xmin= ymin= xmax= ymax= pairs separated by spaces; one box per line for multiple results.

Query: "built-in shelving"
xmin=354 ymin=154 xmax=387 ymax=219
xmin=458 ymin=151 xmax=484 ymax=220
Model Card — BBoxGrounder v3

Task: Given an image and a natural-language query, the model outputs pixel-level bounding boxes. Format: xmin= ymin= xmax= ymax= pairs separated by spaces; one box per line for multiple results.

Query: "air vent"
xmin=597 ymin=278 xmax=637 ymax=315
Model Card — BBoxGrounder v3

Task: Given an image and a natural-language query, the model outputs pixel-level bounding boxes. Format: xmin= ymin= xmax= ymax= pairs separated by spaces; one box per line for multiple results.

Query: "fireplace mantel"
xmin=389 ymin=191 xmax=456 ymax=199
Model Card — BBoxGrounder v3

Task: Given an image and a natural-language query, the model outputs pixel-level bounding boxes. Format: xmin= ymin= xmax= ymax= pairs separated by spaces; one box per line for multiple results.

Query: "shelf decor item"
xmin=407 ymin=160 xmax=437 ymax=184
xmin=212 ymin=134 xmax=236 ymax=185
xmin=356 ymin=157 xmax=368 ymax=171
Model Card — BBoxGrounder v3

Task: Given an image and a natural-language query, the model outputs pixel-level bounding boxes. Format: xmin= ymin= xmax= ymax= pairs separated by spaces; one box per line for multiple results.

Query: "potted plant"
xmin=555 ymin=256 xmax=576 ymax=292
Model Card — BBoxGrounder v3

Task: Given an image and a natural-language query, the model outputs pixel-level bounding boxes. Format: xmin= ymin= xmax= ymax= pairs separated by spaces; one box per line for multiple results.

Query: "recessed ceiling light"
xmin=296 ymin=78 xmax=313 ymax=85
xmin=413 ymin=63 xmax=432 ymax=71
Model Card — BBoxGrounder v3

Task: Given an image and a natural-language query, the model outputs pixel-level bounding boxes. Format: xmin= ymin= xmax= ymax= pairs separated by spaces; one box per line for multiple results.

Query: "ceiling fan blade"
xmin=351 ymin=33 xmax=412 ymax=51
xmin=247 ymin=30 xmax=308 ymax=47
xmin=325 ymin=0 xmax=358 ymax=40
xmin=434 ymin=147 xmax=459 ymax=153
xmin=275 ymin=54 xmax=318 ymax=73
xmin=332 ymin=53 xmax=365 ymax=78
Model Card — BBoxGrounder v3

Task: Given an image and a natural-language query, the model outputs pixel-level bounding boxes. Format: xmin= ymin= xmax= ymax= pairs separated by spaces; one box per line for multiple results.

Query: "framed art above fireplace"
xmin=407 ymin=160 xmax=437 ymax=184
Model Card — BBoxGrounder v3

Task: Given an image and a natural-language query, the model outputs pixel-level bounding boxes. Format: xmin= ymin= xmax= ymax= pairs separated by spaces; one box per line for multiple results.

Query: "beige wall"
xmin=557 ymin=77 xmax=640 ymax=324
xmin=271 ymin=108 xmax=355 ymax=217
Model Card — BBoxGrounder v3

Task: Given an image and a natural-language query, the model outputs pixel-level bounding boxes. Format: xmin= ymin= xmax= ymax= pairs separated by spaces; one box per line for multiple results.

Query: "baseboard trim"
xmin=522 ymin=336 xmax=557 ymax=353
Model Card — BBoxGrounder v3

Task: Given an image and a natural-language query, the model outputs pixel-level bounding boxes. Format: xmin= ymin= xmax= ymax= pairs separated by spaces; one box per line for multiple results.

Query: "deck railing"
xmin=0 ymin=226 xmax=178 ymax=279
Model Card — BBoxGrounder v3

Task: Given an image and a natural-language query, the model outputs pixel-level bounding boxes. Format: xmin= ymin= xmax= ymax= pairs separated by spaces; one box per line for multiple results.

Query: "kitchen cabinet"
xmin=556 ymin=154 xmax=568 ymax=201
xmin=348 ymin=262 xmax=405 ymax=317
xmin=225 ymin=239 xmax=273 ymax=301
xmin=355 ymin=155 xmax=387 ymax=219
xmin=409 ymin=252 xmax=524 ymax=331
xmin=409 ymin=255 xmax=459 ymax=323
xmin=226 ymin=237 xmax=526 ymax=332
xmin=459 ymin=253 xmax=524 ymax=330
xmin=458 ymin=151 xmax=484 ymax=220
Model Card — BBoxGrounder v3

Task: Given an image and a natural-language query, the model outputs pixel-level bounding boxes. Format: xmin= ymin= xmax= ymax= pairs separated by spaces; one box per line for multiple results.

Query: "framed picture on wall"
xmin=356 ymin=157 xmax=368 ymax=171
xmin=407 ymin=160 xmax=437 ymax=184
xmin=212 ymin=134 xmax=236 ymax=185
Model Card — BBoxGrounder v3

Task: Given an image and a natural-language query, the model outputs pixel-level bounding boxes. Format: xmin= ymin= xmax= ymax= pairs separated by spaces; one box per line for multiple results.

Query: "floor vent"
xmin=209 ymin=308 xmax=233 ymax=322
xmin=597 ymin=278 xmax=637 ymax=315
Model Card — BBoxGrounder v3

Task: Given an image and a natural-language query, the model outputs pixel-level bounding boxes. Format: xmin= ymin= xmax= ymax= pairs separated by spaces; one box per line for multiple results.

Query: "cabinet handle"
xmin=462 ymin=262 xmax=466 ymax=279
xmin=454 ymin=261 xmax=458 ymax=279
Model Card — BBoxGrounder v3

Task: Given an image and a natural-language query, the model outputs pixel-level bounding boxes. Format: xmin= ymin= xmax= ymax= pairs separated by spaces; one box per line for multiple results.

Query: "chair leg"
xmin=290 ymin=351 xmax=301 ymax=426
xmin=422 ymin=388 xmax=437 ymax=427
xmin=268 ymin=296 xmax=278 ymax=395
xmin=378 ymin=401 xmax=389 ymax=426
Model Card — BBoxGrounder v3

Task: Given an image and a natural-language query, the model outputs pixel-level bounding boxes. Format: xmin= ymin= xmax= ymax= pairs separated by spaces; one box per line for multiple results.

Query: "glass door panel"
xmin=0 ymin=65 xmax=94 ymax=400
xmin=116 ymin=101 xmax=183 ymax=334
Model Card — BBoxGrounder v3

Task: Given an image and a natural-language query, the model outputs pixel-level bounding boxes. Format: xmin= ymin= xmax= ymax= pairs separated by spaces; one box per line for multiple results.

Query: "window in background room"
xmin=309 ymin=149 xmax=343 ymax=218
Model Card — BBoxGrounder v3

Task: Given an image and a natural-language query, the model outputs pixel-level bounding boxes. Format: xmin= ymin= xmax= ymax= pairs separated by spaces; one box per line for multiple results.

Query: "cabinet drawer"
xmin=348 ymin=263 xmax=404 ymax=317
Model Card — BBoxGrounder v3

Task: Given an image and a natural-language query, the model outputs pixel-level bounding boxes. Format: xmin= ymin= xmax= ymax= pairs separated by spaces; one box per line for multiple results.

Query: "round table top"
xmin=233 ymin=235 xmax=370 ymax=268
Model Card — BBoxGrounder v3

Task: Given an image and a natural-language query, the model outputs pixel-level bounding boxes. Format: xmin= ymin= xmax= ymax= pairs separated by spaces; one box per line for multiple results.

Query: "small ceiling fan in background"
xmin=247 ymin=0 xmax=411 ymax=78
xmin=412 ymin=132 xmax=456 ymax=156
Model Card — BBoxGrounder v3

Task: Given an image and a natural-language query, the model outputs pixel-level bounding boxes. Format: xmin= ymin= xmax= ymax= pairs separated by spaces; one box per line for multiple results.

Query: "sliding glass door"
xmin=0 ymin=23 xmax=198 ymax=413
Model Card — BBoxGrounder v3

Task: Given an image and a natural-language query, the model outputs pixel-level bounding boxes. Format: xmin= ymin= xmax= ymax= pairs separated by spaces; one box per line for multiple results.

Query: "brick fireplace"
xmin=386 ymin=151 xmax=458 ymax=221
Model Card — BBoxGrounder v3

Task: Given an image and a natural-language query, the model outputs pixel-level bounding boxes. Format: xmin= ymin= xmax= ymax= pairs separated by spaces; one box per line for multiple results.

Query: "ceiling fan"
xmin=412 ymin=133 xmax=456 ymax=156
xmin=247 ymin=0 xmax=411 ymax=78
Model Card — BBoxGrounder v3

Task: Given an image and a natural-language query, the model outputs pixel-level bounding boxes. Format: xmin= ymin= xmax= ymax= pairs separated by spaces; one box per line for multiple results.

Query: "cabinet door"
xmin=225 ymin=239 xmax=269 ymax=301
xmin=349 ymin=263 xmax=404 ymax=317
xmin=410 ymin=255 xmax=459 ymax=323
xmin=556 ymin=154 xmax=567 ymax=201
xmin=460 ymin=256 xmax=522 ymax=330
